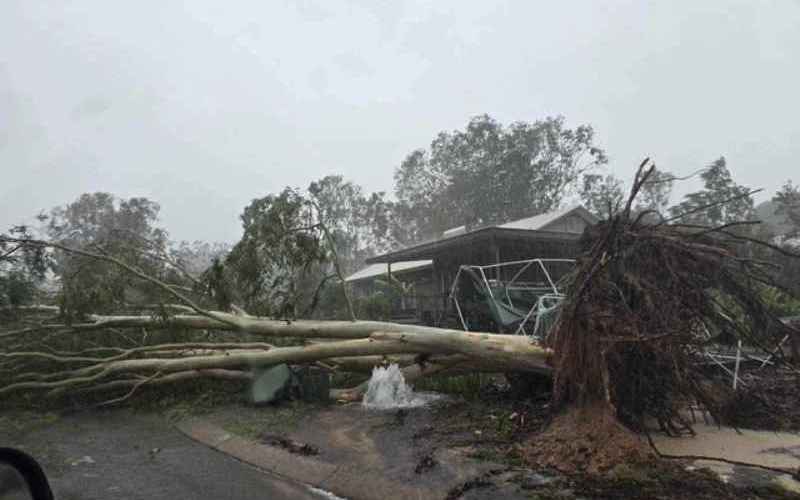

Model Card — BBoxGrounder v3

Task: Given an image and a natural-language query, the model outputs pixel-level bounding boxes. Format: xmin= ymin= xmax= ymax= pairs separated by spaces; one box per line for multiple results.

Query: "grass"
xmin=0 ymin=410 xmax=60 ymax=436
xmin=414 ymin=373 xmax=493 ymax=400
xmin=209 ymin=400 xmax=321 ymax=439
xmin=0 ymin=378 xmax=250 ymax=424
xmin=131 ymin=379 xmax=248 ymax=421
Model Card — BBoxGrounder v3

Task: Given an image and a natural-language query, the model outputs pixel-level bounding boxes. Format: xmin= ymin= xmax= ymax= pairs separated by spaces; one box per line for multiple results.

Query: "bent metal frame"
xmin=448 ymin=258 xmax=574 ymax=340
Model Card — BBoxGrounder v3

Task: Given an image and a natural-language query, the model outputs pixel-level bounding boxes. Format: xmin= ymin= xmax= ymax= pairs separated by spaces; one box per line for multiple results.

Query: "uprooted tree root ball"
xmin=540 ymin=161 xmax=799 ymax=462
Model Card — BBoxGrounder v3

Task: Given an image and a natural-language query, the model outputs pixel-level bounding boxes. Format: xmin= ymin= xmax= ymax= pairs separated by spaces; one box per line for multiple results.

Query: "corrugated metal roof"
xmin=442 ymin=225 xmax=467 ymax=238
xmin=499 ymin=205 xmax=591 ymax=230
xmin=344 ymin=260 xmax=432 ymax=282
xmin=364 ymin=205 xmax=597 ymax=264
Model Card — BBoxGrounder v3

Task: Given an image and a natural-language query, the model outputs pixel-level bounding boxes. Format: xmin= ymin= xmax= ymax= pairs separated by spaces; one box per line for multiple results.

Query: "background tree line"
xmin=2 ymin=114 xmax=799 ymax=320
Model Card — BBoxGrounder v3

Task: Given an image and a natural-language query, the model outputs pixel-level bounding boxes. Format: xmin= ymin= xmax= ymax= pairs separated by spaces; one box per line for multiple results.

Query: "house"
xmin=345 ymin=205 xmax=598 ymax=326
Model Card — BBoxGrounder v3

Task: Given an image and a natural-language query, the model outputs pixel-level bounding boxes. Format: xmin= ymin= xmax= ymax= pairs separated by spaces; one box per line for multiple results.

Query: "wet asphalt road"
xmin=0 ymin=411 xmax=322 ymax=500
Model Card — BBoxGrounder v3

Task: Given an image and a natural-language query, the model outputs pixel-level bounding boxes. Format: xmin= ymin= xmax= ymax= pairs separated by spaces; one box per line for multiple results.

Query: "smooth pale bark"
xmin=0 ymin=339 xmax=429 ymax=396
xmin=2 ymin=313 xmax=553 ymax=372
xmin=0 ymin=304 xmax=60 ymax=314
xmin=4 ymin=312 xmax=546 ymax=343
xmin=370 ymin=330 xmax=552 ymax=374
xmin=3 ymin=310 xmax=554 ymax=400
xmin=1 ymin=331 xmax=552 ymax=397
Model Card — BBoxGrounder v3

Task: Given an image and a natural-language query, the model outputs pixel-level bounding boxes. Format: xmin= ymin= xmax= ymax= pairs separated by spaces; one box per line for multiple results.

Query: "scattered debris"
xmin=414 ymin=452 xmax=437 ymax=474
xmin=722 ymin=366 xmax=800 ymax=431
xmin=394 ymin=408 xmax=407 ymax=426
xmin=412 ymin=424 xmax=434 ymax=441
xmin=517 ymin=471 xmax=557 ymax=489
xmin=445 ymin=473 xmax=494 ymax=500
xmin=258 ymin=433 xmax=319 ymax=456
xmin=69 ymin=455 xmax=95 ymax=466
xmin=306 ymin=486 xmax=348 ymax=500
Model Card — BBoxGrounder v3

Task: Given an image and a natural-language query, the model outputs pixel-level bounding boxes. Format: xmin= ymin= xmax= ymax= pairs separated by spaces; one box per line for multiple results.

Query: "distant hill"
xmin=755 ymin=199 xmax=792 ymax=235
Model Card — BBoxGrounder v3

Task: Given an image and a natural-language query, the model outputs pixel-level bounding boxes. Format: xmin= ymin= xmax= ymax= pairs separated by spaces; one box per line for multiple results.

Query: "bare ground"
xmin=2 ymin=364 xmax=799 ymax=499
xmin=203 ymin=384 xmax=800 ymax=499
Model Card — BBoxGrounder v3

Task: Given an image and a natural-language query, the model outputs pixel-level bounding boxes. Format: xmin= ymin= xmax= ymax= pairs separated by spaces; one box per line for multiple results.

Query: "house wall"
xmin=349 ymin=268 xmax=437 ymax=323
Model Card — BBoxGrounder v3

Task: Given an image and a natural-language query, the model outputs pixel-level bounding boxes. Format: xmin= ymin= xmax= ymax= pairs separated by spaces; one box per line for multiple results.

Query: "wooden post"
xmin=439 ymin=258 xmax=447 ymax=321
xmin=430 ymin=259 xmax=439 ymax=325
xmin=387 ymin=262 xmax=395 ymax=316
xmin=492 ymin=237 xmax=501 ymax=282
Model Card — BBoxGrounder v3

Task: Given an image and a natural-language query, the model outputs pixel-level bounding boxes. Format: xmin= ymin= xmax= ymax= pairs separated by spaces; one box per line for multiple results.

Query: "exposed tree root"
xmin=548 ymin=161 xmax=798 ymax=432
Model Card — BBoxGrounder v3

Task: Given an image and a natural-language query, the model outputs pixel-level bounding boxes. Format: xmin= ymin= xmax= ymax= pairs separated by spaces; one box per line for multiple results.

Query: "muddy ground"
xmin=2 ymin=365 xmax=799 ymax=499
xmin=203 ymin=384 xmax=799 ymax=499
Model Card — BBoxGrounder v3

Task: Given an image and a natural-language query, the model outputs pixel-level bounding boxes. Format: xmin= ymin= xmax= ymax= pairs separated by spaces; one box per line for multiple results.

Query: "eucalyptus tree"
xmin=669 ymin=157 xmax=754 ymax=226
xmin=41 ymin=193 xmax=179 ymax=318
xmin=774 ymin=180 xmax=800 ymax=240
xmin=580 ymin=173 xmax=625 ymax=218
xmin=393 ymin=114 xmax=607 ymax=240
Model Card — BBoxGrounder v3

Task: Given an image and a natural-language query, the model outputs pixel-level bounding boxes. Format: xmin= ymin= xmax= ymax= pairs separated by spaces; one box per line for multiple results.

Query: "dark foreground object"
xmin=0 ymin=447 xmax=54 ymax=500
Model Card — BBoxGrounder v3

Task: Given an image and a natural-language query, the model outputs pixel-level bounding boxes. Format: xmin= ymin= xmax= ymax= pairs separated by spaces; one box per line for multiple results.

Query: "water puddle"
xmin=654 ymin=424 xmax=800 ymax=493
xmin=362 ymin=364 xmax=442 ymax=410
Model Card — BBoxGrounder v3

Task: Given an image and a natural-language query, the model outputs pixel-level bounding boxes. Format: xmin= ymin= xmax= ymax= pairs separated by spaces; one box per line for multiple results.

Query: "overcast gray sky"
xmin=2 ymin=1 xmax=798 ymax=242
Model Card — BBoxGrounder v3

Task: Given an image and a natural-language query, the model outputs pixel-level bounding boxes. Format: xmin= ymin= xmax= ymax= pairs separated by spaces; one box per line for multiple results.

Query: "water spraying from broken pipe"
xmin=361 ymin=364 xmax=442 ymax=409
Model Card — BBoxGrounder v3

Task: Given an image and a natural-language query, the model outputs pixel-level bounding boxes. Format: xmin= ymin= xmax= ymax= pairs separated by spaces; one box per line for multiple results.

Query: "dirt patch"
xmin=524 ymin=404 xmax=654 ymax=474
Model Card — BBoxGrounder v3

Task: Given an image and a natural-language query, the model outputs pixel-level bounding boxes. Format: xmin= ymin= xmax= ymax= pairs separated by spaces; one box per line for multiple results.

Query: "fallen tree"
xmin=0 ymin=226 xmax=556 ymax=404
xmin=0 ymin=292 xmax=551 ymax=403
xmin=0 ymin=332 xmax=548 ymax=396
xmin=1 ymin=162 xmax=798 ymax=441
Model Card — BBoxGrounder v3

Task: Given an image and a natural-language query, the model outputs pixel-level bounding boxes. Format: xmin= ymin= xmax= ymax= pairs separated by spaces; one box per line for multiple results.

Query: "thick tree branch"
xmin=0 ymin=237 xmax=242 ymax=330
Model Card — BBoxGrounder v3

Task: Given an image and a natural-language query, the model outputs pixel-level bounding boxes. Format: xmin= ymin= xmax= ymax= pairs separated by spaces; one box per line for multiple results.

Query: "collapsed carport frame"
xmin=447 ymin=258 xmax=574 ymax=339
